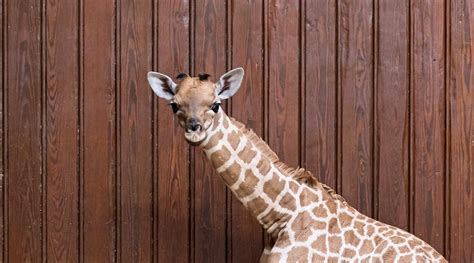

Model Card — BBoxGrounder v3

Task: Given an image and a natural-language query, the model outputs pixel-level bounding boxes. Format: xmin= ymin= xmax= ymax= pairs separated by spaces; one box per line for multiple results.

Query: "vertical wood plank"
xmin=45 ymin=0 xmax=79 ymax=261
xmin=230 ymin=0 xmax=264 ymax=261
xmin=6 ymin=0 xmax=43 ymax=261
xmin=83 ymin=0 xmax=116 ymax=260
xmin=267 ymin=0 xmax=300 ymax=167
xmin=155 ymin=0 xmax=190 ymax=262
xmin=376 ymin=0 xmax=410 ymax=230
xmin=120 ymin=0 xmax=153 ymax=261
xmin=194 ymin=0 xmax=227 ymax=261
xmin=304 ymin=0 xmax=337 ymax=189
xmin=0 ymin=0 xmax=5 ymax=260
xmin=449 ymin=0 xmax=473 ymax=261
xmin=338 ymin=0 xmax=374 ymax=216
xmin=411 ymin=0 xmax=446 ymax=253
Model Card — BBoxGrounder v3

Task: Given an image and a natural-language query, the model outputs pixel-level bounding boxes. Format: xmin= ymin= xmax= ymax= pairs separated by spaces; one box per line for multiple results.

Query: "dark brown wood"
xmin=45 ymin=0 xmax=79 ymax=261
xmin=411 ymin=0 xmax=446 ymax=254
xmin=6 ymin=0 xmax=43 ymax=261
xmin=0 ymin=0 xmax=4 ymax=261
xmin=267 ymin=0 xmax=300 ymax=167
xmin=304 ymin=0 xmax=337 ymax=189
xmin=375 ymin=0 xmax=410 ymax=230
xmin=193 ymin=0 xmax=227 ymax=261
xmin=448 ymin=0 xmax=473 ymax=261
xmin=120 ymin=0 xmax=153 ymax=261
xmin=83 ymin=0 xmax=117 ymax=260
xmin=338 ymin=0 xmax=374 ymax=217
xmin=230 ymin=0 xmax=265 ymax=261
xmin=155 ymin=0 xmax=191 ymax=262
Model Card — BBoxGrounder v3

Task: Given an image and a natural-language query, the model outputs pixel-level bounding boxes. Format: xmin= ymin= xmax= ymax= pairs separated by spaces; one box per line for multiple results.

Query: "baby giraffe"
xmin=147 ymin=68 xmax=447 ymax=262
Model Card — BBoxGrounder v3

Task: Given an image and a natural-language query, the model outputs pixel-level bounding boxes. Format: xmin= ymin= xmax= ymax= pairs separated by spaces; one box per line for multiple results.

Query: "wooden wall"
xmin=0 ymin=0 xmax=472 ymax=262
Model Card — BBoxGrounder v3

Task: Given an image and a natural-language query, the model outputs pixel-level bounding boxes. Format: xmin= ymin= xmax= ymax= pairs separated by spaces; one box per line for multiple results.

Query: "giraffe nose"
xmin=186 ymin=118 xmax=202 ymax=132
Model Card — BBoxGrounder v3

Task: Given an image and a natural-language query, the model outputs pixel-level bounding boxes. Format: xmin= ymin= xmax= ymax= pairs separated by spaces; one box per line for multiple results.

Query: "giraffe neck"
xmin=200 ymin=110 xmax=341 ymax=237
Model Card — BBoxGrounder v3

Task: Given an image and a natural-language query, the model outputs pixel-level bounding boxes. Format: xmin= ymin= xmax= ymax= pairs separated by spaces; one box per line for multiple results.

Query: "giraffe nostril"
xmin=187 ymin=119 xmax=202 ymax=132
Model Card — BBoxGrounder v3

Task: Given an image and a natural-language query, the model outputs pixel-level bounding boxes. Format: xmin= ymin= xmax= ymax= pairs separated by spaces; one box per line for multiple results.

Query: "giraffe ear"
xmin=147 ymin=71 xmax=177 ymax=101
xmin=216 ymin=67 xmax=244 ymax=100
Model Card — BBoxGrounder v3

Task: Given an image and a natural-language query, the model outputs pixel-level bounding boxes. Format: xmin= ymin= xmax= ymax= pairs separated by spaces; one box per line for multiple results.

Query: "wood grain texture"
xmin=375 ymin=0 xmax=410 ymax=230
xmin=338 ymin=0 xmax=374 ymax=217
xmin=119 ymin=0 xmax=153 ymax=261
xmin=6 ymin=0 xmax=43 ymax=261
xmin=0 ymin=0 xmax=4 ymax=261
xmin=83 ymin=0 xmax=117 ymax=260
xmin=155 ymin=0 xmax=190 ymax=262
xmin=45 ymin=0 xmax=79 ymax=261
xmin=411 ymin=0 xmax=446 ymax=253
xmin=267 ymin=0 xmax=300 ymax=167
xmin=304 ymin=0 xmax=337 ymax=189
xmin=230 ymin=0 xmax=264 ymax=261
xmin=448 ymin=0 xmax=473 ymax=261
xmin=193 ymin=0 xmax=227 ymax=261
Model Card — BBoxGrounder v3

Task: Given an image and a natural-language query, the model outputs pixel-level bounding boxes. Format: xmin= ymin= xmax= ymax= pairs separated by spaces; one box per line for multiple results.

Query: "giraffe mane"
xmin=230 ymin=118 xmax=346 ymax=204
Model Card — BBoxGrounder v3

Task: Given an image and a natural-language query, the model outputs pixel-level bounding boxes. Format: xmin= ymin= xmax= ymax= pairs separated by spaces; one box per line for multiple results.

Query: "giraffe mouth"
xmin=184 ymin=130 xmax=207 ymax=145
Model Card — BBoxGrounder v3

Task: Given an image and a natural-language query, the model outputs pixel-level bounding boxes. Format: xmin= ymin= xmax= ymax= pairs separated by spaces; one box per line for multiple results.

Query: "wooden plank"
xmin=338 ymin=0 xmax=374 ymax=216
xmin=376 ymin=0 xmax=410 ymax=230
xmin=155 ymin=0 xmax=190 ymax=262
xmin=193 ymin=0 xmax=227 ymax=261
xmin=304 ymin=0 xmax=337 ymax=189
xmin=119 ymin=0 xmax=153 ymax=261
xmin=448 ymin=0 xmax=473 ymax=261
xmin=267 ymin=0 xmax=300 ymax=166
xmin=45 ymin=0 xmax=79 ymax=261
xmin=83 ymin=0 xmax=116 ymax=260
xmin=6 ymin=0 xmax=43 ymax=261
xmin=230 ymin=0 xmax=264 ymax=261
xmin=0 ymin=0 xmax=4 ymax=260
xmin=411 ymin=0 xmax=446 ymax=253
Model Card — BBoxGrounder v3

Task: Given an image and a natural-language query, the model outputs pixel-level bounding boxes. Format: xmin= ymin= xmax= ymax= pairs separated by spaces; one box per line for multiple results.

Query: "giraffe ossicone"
xmin=147 ymin=68 xmax=447 ymax=262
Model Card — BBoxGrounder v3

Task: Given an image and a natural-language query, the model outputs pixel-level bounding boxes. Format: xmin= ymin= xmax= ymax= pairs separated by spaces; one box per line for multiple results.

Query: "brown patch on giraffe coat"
xmin=344 ymin=230 xmax=361 ymax=246
xmin=374 ymin=240 xmax=389 ymax=254
xmin=367 ymin=225 xmax=375 ymax=236
xmin=247 ymin=197 xmax=268 ymax=217
xmin=399 ymin=245 xmax=410 ymax=253
xmin=342 ymin=248 xmax=356 ymax=258
xmin=311 ymin=235 xmax=326 ymax=252
xmin=295 ymin=229 xmax=312 ymax=242
xmin=339 ymin=212 xmax=354 ymax=228
xmin=235 ymin=170 xmax=258 ymax=198
xmin=312 ymin=204 xmax=328 ymax=218
xmin=263 ymin=173 xmax=285 ymax=201
xmin=327 ymin=256 xmax=339 ymax=262
xmin=287 ymin=247 xmax=308 ymax=263
xmin=313 ymin=220 xmax=327 ymax=230
xmin=399 ymin=255 xmax=413 ymax=262
xmin=205 ymin=131 xmax=224 ymax=149
xmin=223 ymin=116 xmax=229 ymax=129
xmin=275 ymin=231 xmax=291 ymax=248
xmin=328 ymin=218 xmax=341 ymax=234
xmin=326 ymin=201 xmax=337 ymax=214
xmin=220 ymin=162 xmax=241 ymax=186
xmin=279 ymin=192 xmax=296 ymax=211
xmin=291 ymin=211 xmax=311 ymax=233
xmin=360 ymin=239 xmax=374 ymax=255
xmin=353 ymin=220 xmax=365 ymax=236
xmin=227 ymin=130 xmax=240 ymax=150
xmin=289 ymin=181 xmax=299 ymax=193
xmin=382 ymin=247 xmax=397 ymax=261
xmin=256 ymin=158 xmax=271 ymax=176
xmin=210 ymin=146 xmax=231 ymax=168
xmin=408 ymin=238 xmax=422 ymax=248
xmin=299 ymin=188 xmax=319 ymax=207
xmin=328 ymin=236 xmax=342 ymax=253
xmin=312 ymin=254 xmax=325 ymax=262
xmin=237 ymin=143 xmax=257 ymax=163
xmin=391 ymin=236 xmax=405 ymax=244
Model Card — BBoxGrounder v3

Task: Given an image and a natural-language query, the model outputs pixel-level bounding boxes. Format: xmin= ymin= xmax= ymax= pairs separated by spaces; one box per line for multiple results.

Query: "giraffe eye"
xmin=170 ymin=102 xmax=180 ymax=113
xmin=211 ymin=102 xmax=220 ymax=113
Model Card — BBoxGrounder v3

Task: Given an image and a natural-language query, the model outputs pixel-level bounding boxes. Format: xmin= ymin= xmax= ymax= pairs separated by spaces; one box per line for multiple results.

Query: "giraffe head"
xmin=147 ymin=68 xmax=244 ymax=145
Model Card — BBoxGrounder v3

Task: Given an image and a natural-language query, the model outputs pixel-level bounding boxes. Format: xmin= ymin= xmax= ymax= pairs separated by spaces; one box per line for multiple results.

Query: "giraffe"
xmin=147 ymin=68 xmax=447 ymax=262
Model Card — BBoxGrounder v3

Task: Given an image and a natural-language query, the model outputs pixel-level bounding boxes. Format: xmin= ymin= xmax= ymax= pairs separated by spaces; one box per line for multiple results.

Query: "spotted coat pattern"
xmin=200 ymin=110 xmax=447 ymax=263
